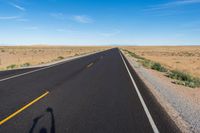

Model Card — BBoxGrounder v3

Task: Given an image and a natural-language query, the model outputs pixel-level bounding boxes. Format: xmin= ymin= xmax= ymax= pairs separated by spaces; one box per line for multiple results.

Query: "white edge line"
xmin=119 ymin=51 xmax=159 ymax=133
xmin=0 ymin=64 xmax=57 ymax=82
xmin=0 ymin=51 xmax=100 ymax=82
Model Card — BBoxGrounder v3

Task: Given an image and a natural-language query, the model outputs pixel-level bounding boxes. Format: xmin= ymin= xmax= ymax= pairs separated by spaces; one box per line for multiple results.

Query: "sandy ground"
xmin=0 ymin=46 xmax=111 ymax=70
xmin=122 ymin=46 xmax=200 ymax=77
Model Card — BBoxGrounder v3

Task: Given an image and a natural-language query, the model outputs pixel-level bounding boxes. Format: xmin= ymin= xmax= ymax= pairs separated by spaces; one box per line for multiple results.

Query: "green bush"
xmin=20 ymin=63 xmax=30 ymax=67
xmin=168 ymin=70 xmax=200 ymax=88
xmin=124 ymin=50 xmax=145 ymax=60
xmin=57 ymin=56 xmax=64 ymax=60
xmin=124 ymin=49 xmax=168 ymax=72
xmin=139 ymin=59 xmax=154 ymax=68
xmin=6 ymin=64 xmax=17 ymax=69
xmin=168 ymin=70 xmax=192 ymax=81
xmin=151 ymin=62 xmax=167 ymax=72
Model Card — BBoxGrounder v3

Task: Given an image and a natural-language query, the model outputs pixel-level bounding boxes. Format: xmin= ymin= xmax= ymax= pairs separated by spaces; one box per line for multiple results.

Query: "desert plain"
xmin=0 ymin=46 xmax=111 ymax=70
xmin=122 ymin=46 xmax=200 ymax=77
xmin=0 ymin=46 xmax=199 ymax=78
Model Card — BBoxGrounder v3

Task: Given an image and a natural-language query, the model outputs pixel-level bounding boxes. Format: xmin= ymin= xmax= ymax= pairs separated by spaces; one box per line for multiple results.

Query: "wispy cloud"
xmin=180 ymin=20 xmax=200 ymax=32
xmin=24 ymin=26 xmax=39 ymax=30
xmin=56 ymin=28 xmax=79 ymax=33
xmin=0 ymin=15 xmax=21 ymax=20
xmin=56 ymin=28 xmax=67 ymax=32
xmin=0 ymin=15 xmax=28 ymax=22
xmin=71 ymin=15 xmax=93 ymax=23
xmin=100 ymin=30 xmax=120 ymax=37
xmin=50 ymin=13 xmax=66 ymax=19
xmin=0 ymin=2 xmax=26 ymax=21
xmin=51 ymin=13 xmax=94 ymax=24
xmin=16 ymin=18 xmax=29 ymax=22
xmin=181 ymin=20 xmax=200 ymax=27
xmin=10 ymin=3 xmax=26 ymax=11
xmin=146 ymin=0 xmax=200 ymax=11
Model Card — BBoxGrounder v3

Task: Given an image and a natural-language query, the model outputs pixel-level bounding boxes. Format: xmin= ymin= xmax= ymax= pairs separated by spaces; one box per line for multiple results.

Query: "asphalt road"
xmin=0 ymin=48 xmax=180 ymax=133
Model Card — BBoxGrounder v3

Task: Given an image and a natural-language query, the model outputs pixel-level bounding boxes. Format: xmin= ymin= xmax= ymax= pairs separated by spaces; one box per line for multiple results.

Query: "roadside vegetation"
xmin=57 ymin=56 xmax=64 ymax=60
xmin=122 ymin=49 xmax=200 ymax=88
xmin=6 ymin=64 xmax=18 ymax=69
xmin=20 ymin=63 xmax=31 ymax=67
xmin=5 ymin=62 xmax=31 ymax=70
xmin=51 ymin=56 xmax=65 ymax=62
xmin=123 ymin=49 xmax=167 ymax=72
xmin=167 ymin=70 xmax=200 ymax=88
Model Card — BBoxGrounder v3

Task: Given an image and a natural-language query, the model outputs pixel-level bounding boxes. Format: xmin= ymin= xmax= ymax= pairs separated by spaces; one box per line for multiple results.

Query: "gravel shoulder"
xmin=124 ymin=52 xmax=200 ymax=133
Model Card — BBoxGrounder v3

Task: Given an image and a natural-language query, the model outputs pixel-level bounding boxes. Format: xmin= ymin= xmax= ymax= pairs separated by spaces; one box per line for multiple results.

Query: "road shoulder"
xmin=122 ymin=51 xmax=193 ymax=133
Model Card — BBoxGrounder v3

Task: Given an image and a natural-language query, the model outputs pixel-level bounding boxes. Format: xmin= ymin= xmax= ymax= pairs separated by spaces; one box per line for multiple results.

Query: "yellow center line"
xmin=0 ymin=91 xmax=49 ymax=126
xmin=87 ymin=62 xmax=94 ymax=68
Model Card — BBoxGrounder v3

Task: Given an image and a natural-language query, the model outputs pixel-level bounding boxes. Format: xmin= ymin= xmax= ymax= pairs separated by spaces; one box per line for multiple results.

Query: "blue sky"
xmin=0 ymin=0 xmax=200 ymax=46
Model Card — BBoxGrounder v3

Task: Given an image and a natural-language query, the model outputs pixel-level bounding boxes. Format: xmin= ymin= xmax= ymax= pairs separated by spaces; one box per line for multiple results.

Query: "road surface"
xmin=0 ymin=48 xmax=180 ymax=133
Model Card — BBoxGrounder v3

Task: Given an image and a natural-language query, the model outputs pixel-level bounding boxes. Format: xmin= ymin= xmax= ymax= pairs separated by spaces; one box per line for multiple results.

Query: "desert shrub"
xmin=139 ymin=59 xmax=153 ymax=68
xmin=193 ymin=78 xmax=200 ymax=87
xmin=168 ymin=70 xmax=200 ymax=88
xmin=6 ymin=64 xmax=17 ymax=69
xmin=20 ymin=63 xmax=30 ymax=67
xmin=57 ymin=56 xmax=64 ymax=60
xmin=151 ymin=62 xmax=167 ymax=72
xmin=1 ymin=49 xmax=5 ymax=52
xmin=124 ymin=49 xmax=167 ymax=72
xmin=128 ymin=52 xmax=145 ymax=60
xmin=168 ymin=70 xmax=192 ymax=81
xmin=123 ymin=49 xmax=145 ymax=60
xmin=173 ymin=80 xmax=198 ymax=88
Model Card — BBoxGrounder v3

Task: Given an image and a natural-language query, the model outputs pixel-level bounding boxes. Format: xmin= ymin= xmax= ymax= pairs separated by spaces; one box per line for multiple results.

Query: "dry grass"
xmin=122 ymin=46 xmax=200 ymax=77
xmin=0 ymin=46 xmax=111 ymax=70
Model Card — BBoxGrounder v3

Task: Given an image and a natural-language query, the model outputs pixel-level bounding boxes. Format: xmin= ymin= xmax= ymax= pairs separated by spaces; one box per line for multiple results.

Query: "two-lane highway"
xmin=0 ymin=48 xmax=180 ymax=133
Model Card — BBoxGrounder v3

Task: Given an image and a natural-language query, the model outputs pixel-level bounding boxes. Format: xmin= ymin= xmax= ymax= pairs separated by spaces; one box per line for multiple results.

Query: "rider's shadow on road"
xmin=29 ymin=107 xmax=55 ymax=133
